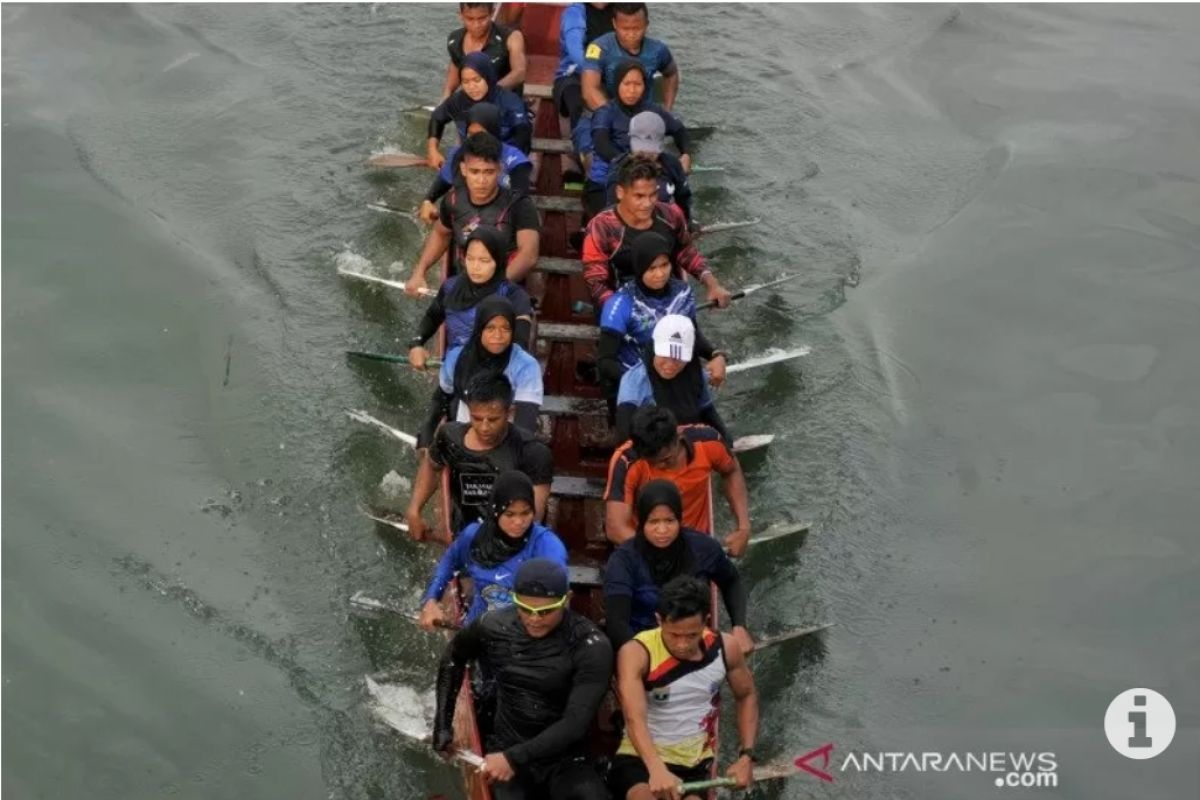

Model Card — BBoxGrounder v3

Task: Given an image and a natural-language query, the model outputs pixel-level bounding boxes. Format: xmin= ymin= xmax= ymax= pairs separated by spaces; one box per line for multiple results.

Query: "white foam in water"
xmin=365 ymin=676 xmax=437 ymax=740
xmin=378 ymin=470 xmax=411 ymax=498
xmin=334 ymin=247 xmax=375 ymax=274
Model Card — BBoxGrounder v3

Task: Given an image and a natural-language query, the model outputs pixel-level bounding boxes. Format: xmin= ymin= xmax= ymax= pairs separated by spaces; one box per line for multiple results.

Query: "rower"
xmin=583 ymin=60 xmax=690 ymax=221
xmin=553 ymin=3 xmax=614 ymax=130
xmin=604 ymin=111 xmax=693 ymax=226
xmin=408 ymin=226 xmax=534 ymax=369
xmin=419 ymin=103 xmax=533 ymax=225
xmin=427 ymin=52 xmax=532 ymax=169
xmin=418 ymin=471 xmax=567 ymax=631
xmin=407 ymin=371 xmax=552 ymax=542
xmin=581 ymin=155 xmax=730 ymax=309
xmin=604 ymin=480 xmax=752 ymax=653
xmin=596 ymin=233 xmax=724 ymax=406
xmin=614 ymin=314 xmax=731 ymax=442
xmin=581 ymin=3 xmax=679 ymax=112
xmin=605 ymin=406 xmax=751 ymax=555
xmin=433 ymin=559 xmax=613 ymax=800
xmin=610 ymin=575 xmax=758 ymax=800
xmin=405 ymin=132 xmax=541 ymax=299
xmin=420 ymin=295 xmax=543 ymax=442
xmin=441 ymin=3 xmax=527 ymax=100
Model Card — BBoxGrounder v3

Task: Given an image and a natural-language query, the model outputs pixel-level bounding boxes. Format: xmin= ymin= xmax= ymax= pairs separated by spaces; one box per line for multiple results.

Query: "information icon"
xmin=1104 ymin=688 xmax=1176 ymax=759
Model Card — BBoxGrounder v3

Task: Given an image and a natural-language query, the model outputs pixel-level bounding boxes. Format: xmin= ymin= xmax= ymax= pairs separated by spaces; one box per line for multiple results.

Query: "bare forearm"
xmin=505 ymin=234 xmax=539 ymax=282
xmin=735 ymin=692 xmax=759 ymax=751
xmin=413 ymin=227 xmax=451 ymax=278
xmin=408 ymin=454 xmax=441 ymax=516
xmin=722 ymin=465 xmax=751 ymax=530
xmin=661 ymin=72 xmax=679 ymax=110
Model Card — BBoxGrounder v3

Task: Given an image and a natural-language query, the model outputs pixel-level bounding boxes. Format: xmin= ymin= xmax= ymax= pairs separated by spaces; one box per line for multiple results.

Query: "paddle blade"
xmin=747 ymin=520 xmax=810 ymax=548
xmin=697 ymin=218 xmax=761 ymax=236
xmin=755 ymin=622 xmax=834 ymax=650
xmin=731 ymin=434 xmax=774 ymax=454
xmin=346 ymin=409 xmax=418 ymax=448
xmin=365 ymin=152 xmax=428 ymax=169
xmin=726 ymin=346 xmax=811 ymax=374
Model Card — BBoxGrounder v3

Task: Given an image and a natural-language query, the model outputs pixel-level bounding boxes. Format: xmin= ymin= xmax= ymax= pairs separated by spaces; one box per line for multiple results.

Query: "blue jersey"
xmin=440 ymin=344 xmax=544 ymax=420
xmin=439 ymin=142 xmax=531 ymax=191
xmin=555 ymin=3 xmax=588 ymax=79
xmin=587 ymin=103 xmax=683 ymax=184
xmin=600 ymin=279 xmax=697 ymax=372
xmin=582 ymin=32 xmax=676 ymax=97
xmin=421 ymin=521 xmax=568 ymax=624
xmin=617 ymin=359 xmax=714 ymax=410
xmin=441 ymin=279 xmax=531 ymax=347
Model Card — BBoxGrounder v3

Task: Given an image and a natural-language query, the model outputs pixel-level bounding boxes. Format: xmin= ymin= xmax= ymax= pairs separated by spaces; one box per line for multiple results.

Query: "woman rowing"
xmin=408 ymin=226 xmax=533 ymax=370
xmin=418 ymin=295 xmax=543 ymax=448
xmin=419 ymin=102 xmax=533 ymax=225
xmin=603 ymin=479 xmax=752 ymax=654
xmin=614 ymin=313 xmax=730 ymax=442
xmin=418 ymin=470 xmax=567 ymax=630
xmin=596 ymin=233 xmax=724 ymax=407
xmin=583 ymin=58 xmax=689 ymax=221
xmin=427 ymin=51 xmax=531 ymax=168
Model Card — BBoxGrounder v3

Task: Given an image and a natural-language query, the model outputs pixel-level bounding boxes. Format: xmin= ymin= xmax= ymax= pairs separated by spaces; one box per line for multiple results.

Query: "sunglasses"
xmin=512 ymin=595 xmax=568 ymax=617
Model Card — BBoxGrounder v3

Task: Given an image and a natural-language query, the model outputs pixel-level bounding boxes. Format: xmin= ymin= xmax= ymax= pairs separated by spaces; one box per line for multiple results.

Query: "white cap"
xmin=652 ymin=314 xmax=695 ymax=362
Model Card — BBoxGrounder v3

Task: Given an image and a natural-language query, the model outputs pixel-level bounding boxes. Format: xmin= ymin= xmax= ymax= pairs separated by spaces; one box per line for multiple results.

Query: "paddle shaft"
xmin=347 ymin=350 xmax=442 ymax=367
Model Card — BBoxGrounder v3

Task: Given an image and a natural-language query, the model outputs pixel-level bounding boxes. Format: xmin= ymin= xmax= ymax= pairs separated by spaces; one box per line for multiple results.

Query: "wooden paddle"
xmin=699 ymin=273 xmax=804 ymax=310
xmin=346 ymin=350 xmax=442 ymax=368
xmin=679 ymin=760 xmax=800 ymax=793
xmin=753 ymin=622 xmax=834 ymax=652
xmin=365 ymin=152 xmax=428 ymax=169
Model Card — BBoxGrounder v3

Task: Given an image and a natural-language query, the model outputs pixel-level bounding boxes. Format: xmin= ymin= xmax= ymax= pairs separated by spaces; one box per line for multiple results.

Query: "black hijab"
xmin=613 ymin=58 xmax=649 ymax=116
xmin=453 ymin=294 xmax=517 ymax=397
xmin=642 ymin=330 xmax=707 ymax=426
xmin=446 ymin=225 xmax=507 ymax=311
xmin=632 ymin=232 xmax=673 ymax=300
xmin=465 ymin=101 xmax=503 ymax=140
xmin=634 ymin=479 xmax=694 ymax=586
xmin=470 ymin=470 xmax=536 ymax=568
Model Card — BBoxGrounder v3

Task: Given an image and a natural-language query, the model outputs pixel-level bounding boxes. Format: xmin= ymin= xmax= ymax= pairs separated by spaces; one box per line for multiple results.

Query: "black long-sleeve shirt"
xmin=435 ymin=608 xmax=613 ymax=772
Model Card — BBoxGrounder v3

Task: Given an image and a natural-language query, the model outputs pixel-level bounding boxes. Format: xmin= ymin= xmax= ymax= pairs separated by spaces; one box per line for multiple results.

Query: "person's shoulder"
xmin=657 ymin=199 xmax=686 ymax=225
xmin=447 ymin=26 xmax=466 ymax=46
xmin=511 ymin=343 xmax=540 ymax=370
xmin=479 ymin=605 xmax=521 ymax=633
xmin=566 ymin=611 xmax=612 ymax=651
xmin=681 ymin=423 xmax=723 ymax=444
xmin=437 ymin=420 xmax=469 ymax=445
xmin=684 ymin=527 xmax=722 ymax=553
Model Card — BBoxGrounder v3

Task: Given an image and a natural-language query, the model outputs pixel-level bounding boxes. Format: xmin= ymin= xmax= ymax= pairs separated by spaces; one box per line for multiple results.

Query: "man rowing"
xmin=441 ymin=3 xmax=526 ymax=100
xmin=407 ymin=373 xmax=553 ymax=542
xmin=582 ymin=156 xmax=731 ymax=309
xmin=419 ymin=103 xmax=533 ymax=224
xmin=554 ymin=3 xmax=614 ymax=130
xmin=581 ymin=3 xmax=678 ymax=112
xmin=433 ymin=559 xmax=613 ymax=799
xmin=610 ymin=575 xmax=758 ymax=799
xmin=605 ymin=405 xmax=751 ymax=555
xmin=405 ymin=132 xmax=541 ymax=299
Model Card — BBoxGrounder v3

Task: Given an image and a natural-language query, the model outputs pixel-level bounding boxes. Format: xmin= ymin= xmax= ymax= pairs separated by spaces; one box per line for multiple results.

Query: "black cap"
xmin=514 ymin=558 xmax=568 ymax=598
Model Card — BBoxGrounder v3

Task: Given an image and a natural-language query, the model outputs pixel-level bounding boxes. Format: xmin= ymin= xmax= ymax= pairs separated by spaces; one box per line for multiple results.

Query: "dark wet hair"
xmin=460 ymin=3 xmax=494 ymax=12
xmin=631 ymin=405 xmax=678 ymax=458
xmin=657 ymin=575 xmax=708 ymax=621
xmin=612 ymin=3 xmax=648 ymax=20
xmin=463 ymin=131 xmax=502 ymax=164
xmin=617 ymin=153 xmax=662 ymax=187
xmin=463 ymin=372 xmax=514 ymax=408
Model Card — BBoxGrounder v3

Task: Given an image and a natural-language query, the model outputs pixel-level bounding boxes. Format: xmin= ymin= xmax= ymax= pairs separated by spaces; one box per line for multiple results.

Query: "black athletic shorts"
xmin=607 ymin=754 xmax=714 ymax=799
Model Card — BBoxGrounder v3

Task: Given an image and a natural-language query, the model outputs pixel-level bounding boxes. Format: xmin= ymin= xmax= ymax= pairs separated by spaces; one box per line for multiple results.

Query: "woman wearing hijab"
xmin=419 ymin=102 xmax=533 ymax=224
xmin=603 ymin=479 xmax=751 ymax=652
xmin=583 ymin=59 xmax=689 ymax=220
xmin=408 ymin=226 xmax=533 ymax=370
xmin=427 ymin=52 xmax=532 ymax=168
xmin=417 ymin=295 xmax=543 ymax=444
xmin=418 ymin=470 xmax=567 ymax=630
xmin=595 ymin=233 xmax=724 ymax=405
xmin=614 ymin=313 xmax=731 ymax=442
